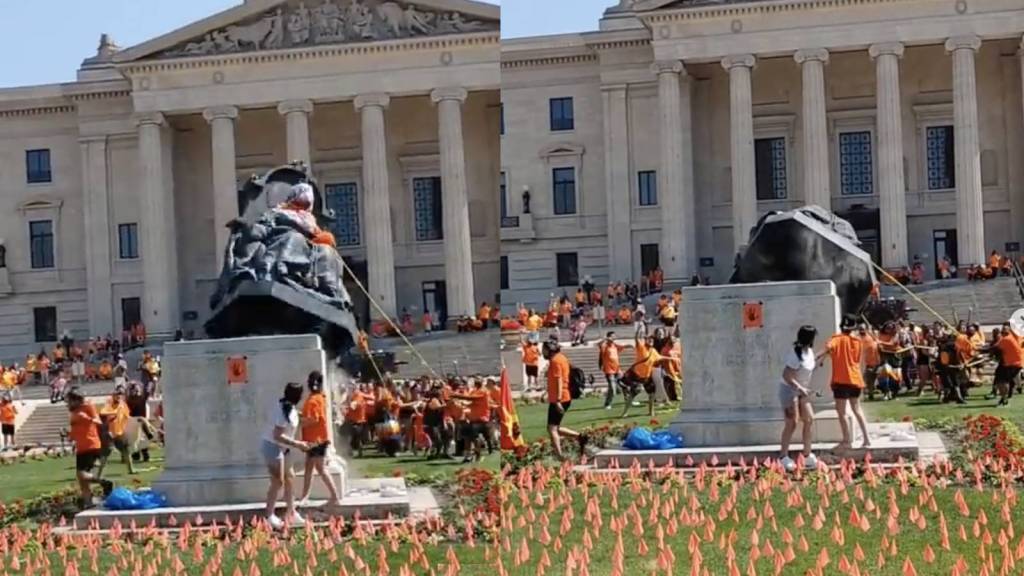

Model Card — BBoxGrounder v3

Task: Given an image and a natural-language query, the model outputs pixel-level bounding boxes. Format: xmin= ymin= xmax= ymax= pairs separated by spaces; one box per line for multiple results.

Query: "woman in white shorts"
xmin=262 ymin=382 xmax=310 ymax=529
xmin=778 ymin=325 xmax=820 ymax=472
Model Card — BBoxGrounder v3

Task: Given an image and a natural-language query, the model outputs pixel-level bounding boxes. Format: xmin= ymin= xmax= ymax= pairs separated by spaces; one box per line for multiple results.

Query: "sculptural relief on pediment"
xmin=159 ymin=0 xmax=496 ymax=58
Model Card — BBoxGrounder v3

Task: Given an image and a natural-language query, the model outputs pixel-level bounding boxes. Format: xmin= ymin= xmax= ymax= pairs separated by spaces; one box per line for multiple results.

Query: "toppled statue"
xmin=730 ymin=205 xmax=877 ymax=316
xmin=206 ymin=164 xmax=357 ymax=357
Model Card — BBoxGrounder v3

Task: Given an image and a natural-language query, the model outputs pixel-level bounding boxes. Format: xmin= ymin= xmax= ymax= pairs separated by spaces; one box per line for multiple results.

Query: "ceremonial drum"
xmin=375 ymin=419 xmax=402 ymax=457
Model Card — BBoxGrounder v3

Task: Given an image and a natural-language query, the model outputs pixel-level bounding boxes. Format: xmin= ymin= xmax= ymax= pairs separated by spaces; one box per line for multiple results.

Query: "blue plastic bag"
xmin=622 ymin=427 xmax=684 ymax=450
xmin=104 ymin=487 xmax=168 ymax=510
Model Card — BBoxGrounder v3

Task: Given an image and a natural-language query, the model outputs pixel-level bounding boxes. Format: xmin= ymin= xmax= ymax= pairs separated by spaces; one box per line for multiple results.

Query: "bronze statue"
xmin=206 ymin=163 xmax=357 ymax=356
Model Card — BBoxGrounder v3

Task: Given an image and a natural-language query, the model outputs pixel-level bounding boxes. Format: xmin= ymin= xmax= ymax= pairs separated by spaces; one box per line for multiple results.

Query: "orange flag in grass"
xmin=499 ymin=367 xmax=525 ymax=451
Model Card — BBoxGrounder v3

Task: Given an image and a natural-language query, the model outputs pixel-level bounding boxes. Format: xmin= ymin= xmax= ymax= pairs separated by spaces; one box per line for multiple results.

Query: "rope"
xmin=869 ymin=261 xmax=958 ymax=332
xmin=340 ymin=260 xmax=441 ymax=380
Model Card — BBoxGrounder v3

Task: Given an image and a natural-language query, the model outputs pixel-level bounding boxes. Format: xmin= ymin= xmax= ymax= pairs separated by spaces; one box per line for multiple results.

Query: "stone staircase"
xmin=15 ymin=402 xmax=70 ymax=447
xmin=375 ymin=330 xmax=501 ymax=377
xmin=881 ymin=277 xmax=1023 ymax=326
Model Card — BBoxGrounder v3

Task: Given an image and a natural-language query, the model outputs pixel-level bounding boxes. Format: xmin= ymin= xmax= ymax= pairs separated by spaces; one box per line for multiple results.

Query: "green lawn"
xmin=0 ymin=448 xmax=165 ymax=503
xmin=866 ymin=388 xmax=1024 ymax=427
xmin=515 ymin=395 xmax=687 ymax=442
xmin=504 ymin=472 xmax=1024 ymax=576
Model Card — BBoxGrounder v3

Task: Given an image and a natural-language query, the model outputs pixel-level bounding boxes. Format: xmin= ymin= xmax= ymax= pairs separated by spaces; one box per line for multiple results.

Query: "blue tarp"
xmin=104 ymin=487 xmax=167 ymax=510
xmin=622 ymin=427 xmax=685 ymax=451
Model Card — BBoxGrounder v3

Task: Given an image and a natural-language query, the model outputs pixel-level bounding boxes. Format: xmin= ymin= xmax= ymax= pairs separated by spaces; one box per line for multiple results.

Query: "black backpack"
xmin=569 ymin=365 xmax=586 ymax=399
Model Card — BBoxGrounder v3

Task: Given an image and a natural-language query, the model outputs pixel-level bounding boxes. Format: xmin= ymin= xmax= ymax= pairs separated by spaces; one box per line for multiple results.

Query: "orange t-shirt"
xmin=69 ymin=404 xmax=102 ymax=453
xmin=479 ymin=305 xmax=491 ymax=321
xmin=526 ymin=315 xmax=543 ymax=332
xmin=547 ymin=352 xmax=571 ymax=404
xmin=301 ymin=392 xmax=329 ymax=443
xmin=464 ymin=390 xmax=490 ymax=423
xmin=522 ymin=343 xmax=540 ymax=366
xmin=955 ymin=334 xmax=974 ymax=363
xmin=996 ymin=336 xmax=1023 ymax=368
xmin=598 ymin=341 xmax=623 ymax=374
xmin=575 ymin=291 xmax=585 ymax=304
xmin=488 ymin=386 xmax=501 ymax=408
xmin=827 ymin=333 xmax=864 ymax=387
xmin=860 ymin=333 xmax=880 ymax=367
xmin=0 ymin=403 xmax=16 ymax=425
xmin=347 ymin=391 xmax=368 ymax=425
xmin=445 ymin=397 xmax=467 ymax=422
xmin=101 ymin=400 xmax=131 ymax=437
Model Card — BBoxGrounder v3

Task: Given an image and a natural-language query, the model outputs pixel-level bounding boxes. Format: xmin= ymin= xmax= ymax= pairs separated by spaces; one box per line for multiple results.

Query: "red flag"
xmin=499 ymin=367 xmax=525 ymax=451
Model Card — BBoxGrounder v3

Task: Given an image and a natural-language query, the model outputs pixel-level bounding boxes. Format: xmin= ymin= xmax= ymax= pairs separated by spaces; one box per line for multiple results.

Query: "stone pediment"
xmin=629 ymin=0 xmax=768 ymax=11
xmin=117 ymin=0 xmax=498 ymax=62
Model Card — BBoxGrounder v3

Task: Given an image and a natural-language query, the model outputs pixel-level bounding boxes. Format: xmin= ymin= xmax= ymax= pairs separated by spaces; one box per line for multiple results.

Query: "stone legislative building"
xmin=500 ymin=0 xmax=1024 ymax=308
xmin=0 ymin=0 xmax=500 ymax=359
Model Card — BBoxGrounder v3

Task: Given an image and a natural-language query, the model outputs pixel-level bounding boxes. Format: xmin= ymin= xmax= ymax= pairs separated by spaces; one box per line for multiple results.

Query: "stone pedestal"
xmin=670 ymin=281 xmax=842 ymax=447
xmin=500 ymin=347 xmax=525 ymax=391
xmin=153 ymin=334 xmax=346 ymax=506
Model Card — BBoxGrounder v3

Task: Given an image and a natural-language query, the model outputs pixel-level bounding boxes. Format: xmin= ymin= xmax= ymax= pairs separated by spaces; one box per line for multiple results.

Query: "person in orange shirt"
xmin=525 ymin=309 xmax=543 ymax=336
xmin=298 ymin=371 xmax=341 ymax=507
xmin=597 ymin=331 xmax=629 ymax=410
xmin=517 ymin=305 xmax=529 ymax=327
xmin=444 ymin=380 xmax=468 ymax=459
xmin=99 ymin=386 xmax=134 ymax=475
xmin=574 ymin=288 xmax=586 ymax=308
xmin=345 ymin=383 xmax=370 ymax=458
xmin=0 ymin=393 xmax=17 ymax=450
xmin=824 ymin=316 xmax=870 ymax=450
xmin=66 ymin=388 xmax=114 ymax=508
xmin=542 ymin=340 xmax=584 ymax=461
xmin=991 ymin=325 xmax=1023 ymax=406
xmin=452 ymin=379 xmax=492 ymax=463
xmin=478 ymin=302 xmax=492 ymax=328
xmin=859 ymin=325 xmax=880 ymax=400
xmin=485 ymin=378 xmax=501 ymax=432
xmin=988 ymin=250 xmax=1002 ymax=272
xmin=521 ymin=339 xmax=541 ymax=390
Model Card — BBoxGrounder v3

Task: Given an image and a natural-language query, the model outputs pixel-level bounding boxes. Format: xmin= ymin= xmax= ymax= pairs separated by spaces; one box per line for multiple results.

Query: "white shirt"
xmin=263 ymin=401 xmax=299 ymax=445
xmin=781 ymin=348 xmax=816 ymax=389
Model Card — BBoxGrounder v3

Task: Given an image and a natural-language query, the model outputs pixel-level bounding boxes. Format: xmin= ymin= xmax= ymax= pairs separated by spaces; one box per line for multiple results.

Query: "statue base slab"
xmin=153 ymin=334 xmax=350 ymax=507
xmin=671 ymin=281 xmax=843 ymax=447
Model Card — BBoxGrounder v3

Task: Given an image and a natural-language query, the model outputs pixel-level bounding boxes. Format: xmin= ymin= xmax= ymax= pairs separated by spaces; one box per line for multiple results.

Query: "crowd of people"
xmin=339 ymin=374 xmax=501 ymax=464
xmin=856 ymin=318 xmax=1023 ymax=406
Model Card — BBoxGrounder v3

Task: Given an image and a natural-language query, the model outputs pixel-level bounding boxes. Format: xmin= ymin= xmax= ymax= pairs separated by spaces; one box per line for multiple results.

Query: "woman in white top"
xmin=778 ymin=325 xmax=819 ymax=472
xmin=262 ymin=382 xmax=311 ymax=529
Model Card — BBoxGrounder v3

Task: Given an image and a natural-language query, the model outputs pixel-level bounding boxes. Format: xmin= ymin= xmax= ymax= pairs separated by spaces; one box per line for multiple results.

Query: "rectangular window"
xmin=118 ymin=223 xmax=139 ymax=259
xmin=640 ymin=243 xmax=660 ymax=276
xmin=638 ymin=170 xmax=658 ymax=206
xmin=839 ymin=131 xmax=874 ymax=196
xmin=324 ymin=182 xmax=361 ymax=246
xmin=121 ymin=297 xmax=141 ymax=331
xmin=500 ymin=255 xmax=509 ymax=290
xmin=552 ymin=167 xmax=577 ymax=215
xmin=754 ymin=137 xmax=788 ymax=200
xmin=26 ymin=149 xmax=52 ymax=184
xmin=413 ymin=176 xmax=443 ymax=241
xmin=499 ymin=103 xmax=504 ymax=136
xmin=33 ymin=307 xmax=57 ymax=342
xmin=549 ymin=97 xmax=574 ymax=131
xmin=926 ymin=125 xmax=955 ymax=190
xmin=29 ymin=220 xmax=54 ymax=269
xmin=499 ymin=171 xmax=507 ymax=219
xmin=556 ymin=252 xmax=579 ymax=287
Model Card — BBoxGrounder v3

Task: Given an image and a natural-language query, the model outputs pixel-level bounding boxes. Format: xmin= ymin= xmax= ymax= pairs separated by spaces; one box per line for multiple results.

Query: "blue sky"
xmin=501 ymin=0 xmax=607 ymax=39
xmin=0 ymin=0 xmax=523 ymax=88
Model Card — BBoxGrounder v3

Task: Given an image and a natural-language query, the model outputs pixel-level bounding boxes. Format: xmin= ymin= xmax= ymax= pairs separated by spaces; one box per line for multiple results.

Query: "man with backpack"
xmin=542 ymin=339 xmax=587 ymax=461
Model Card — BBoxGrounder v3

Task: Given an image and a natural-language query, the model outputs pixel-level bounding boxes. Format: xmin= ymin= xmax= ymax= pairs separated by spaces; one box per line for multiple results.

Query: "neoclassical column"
xmin=431 ymin=87 xmax=476 ymax=320
xmin=354 ymin=93 xmax=397 ymax=319
xmin=277 ymin=99 xmax=314 ymax=169
xmin=946 ymin=35 xmax=985 ymax=266
xmin=795 ymin=48 xmax=831 ymax=208
xmin=722 ymin=54 xmax=758 ymax=250
xmin=79 ymin=136 xmax=113 ymax=336
xmin=202 ymin=105 xmax=239 ymax=265
xmin=135 ymin=112 xmax=180 ymax=338
xmin=870 ymin=42 xmax=909 ymax=268
xmin=601 ymin=84 xmax=633 ymax=282
xmin=653 ymin=60 xmax=696 ymax=282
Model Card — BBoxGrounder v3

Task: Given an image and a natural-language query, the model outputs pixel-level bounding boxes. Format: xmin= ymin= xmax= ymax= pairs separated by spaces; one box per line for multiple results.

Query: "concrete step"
xmin=15 ymin=403 xmax=72 ymax=447
xmin=74 ymin=479 xmax=430 ymax=530
xmin=592 ymin=422 xmax=923 ymax=468
xmin=881 ymin=277 xmax=1022 ymax=325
